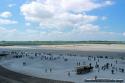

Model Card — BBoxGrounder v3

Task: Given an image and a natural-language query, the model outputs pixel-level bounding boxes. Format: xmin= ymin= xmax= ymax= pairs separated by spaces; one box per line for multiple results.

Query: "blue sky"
xmin=0 ymin=0 xmax=125 ymax=41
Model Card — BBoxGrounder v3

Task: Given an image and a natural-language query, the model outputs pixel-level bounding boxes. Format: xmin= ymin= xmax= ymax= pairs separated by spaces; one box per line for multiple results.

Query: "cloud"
xmin=21 ymin=0 xmax=107 ymax=31
xmin=79 ymin=24 xmax=99 ymax=32
xmin=102 ymin=16 xmax=107 ymax=20
xmin=123 ymin=32 xmax=125 ymax=36
xmin=26 ymin=22 xmax=31 ymax=26
xmin=0 ymin=27 xmax=17 ymax=40
xmin=0 ymin=27 xmax=123 ymax=41
xmin=21 ymin=1 xmax=54 ymax=22
xmin=61 ymin=0 xmax=113 ymax=12
xmin=18 ymin=0 xmax=120 ymax=41
xmin=20 ymin=0 xmax=112 ymax=21
xmin=8 ymin=4 xmax=16 ymax=8
xmin=0 ymin=27 xmax=16 ymax=34
xmin=0 ymin=27 xmax=44 ymax=41
xmin=105 ymin=0 xmax=114 ymax=5
xmin=0 ymin=11 xmax=12 ymax=18
xmin=0 ymin=11 xmax=17 ymax=25
xmin=0 ymin=18 xmax=17 ymax=25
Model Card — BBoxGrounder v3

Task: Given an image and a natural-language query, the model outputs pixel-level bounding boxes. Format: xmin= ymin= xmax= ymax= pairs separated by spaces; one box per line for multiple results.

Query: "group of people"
xmin=2 ymin=50 xmax=125 ymax=77
xmin=88 ymin=56 xmax=124 ymax=74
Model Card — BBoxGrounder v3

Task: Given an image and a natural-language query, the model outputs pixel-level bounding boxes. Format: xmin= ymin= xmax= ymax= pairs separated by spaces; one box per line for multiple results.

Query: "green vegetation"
xmin=0 ymin=41 xmax=125 ymax=46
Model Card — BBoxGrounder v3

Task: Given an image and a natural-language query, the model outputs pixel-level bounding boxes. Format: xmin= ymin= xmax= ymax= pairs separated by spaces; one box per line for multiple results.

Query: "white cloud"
xmin=105 ymin=0 xmax=114 ymax=5
xmin=38 ymin=13 xmax=98 ymax=31
xmin=21 ymin=1 xmax=54 ymax=22
xmin=0 ymin=11 xmax=17 ymax=25
xmin=0 ymin=27 xmax=43 ymax=41
xmin=123 ymin=32 xmax=125 ymax=36
xmin=0 ymin=27 xmax=17 ymax=40
xmin=102 ymin=16 xmax=107 ymax=20
xmin=26 ymin=22 xmax=31 ymax=26
xmin=20 ymin=0 xmax=112 ymax=21
xmin=18 ymin=0 xmax=119 ymax=41
xmin=0 ymin=11 xmax=12 ymax=18
xmin=21 ymin=0 xmax=106 ymax=31
xmin=0 ymin=27 xmax=16 ymax=33
xmin=8 ymin=4 xmax=16 ymax=8
xmin=0 ymin=18 xmax=17 ymax=25
xmin=0 ymin=26 xmax=124 ymax=41
xmin=61 ymin=0 xmax=112 ymax=12
xmin=0 ymin=0 xmax=122 ymax=41
xmin=79 ymin=24 xmax=99 ymax=32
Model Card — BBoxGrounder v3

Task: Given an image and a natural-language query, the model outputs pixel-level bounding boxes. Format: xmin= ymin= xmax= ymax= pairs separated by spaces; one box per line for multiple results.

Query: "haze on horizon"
xmin=0 ymin=0 xmax=125 ymax=41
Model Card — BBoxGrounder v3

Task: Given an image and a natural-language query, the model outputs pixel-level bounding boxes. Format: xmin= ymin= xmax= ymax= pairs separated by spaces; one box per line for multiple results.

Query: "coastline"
xmin=0 ymin=65 xmax=73 ymax=83
xmin=0 ymin=44 xmax=125 ymax=83
xmin=0 ymin=44 xmax=125 ymax=52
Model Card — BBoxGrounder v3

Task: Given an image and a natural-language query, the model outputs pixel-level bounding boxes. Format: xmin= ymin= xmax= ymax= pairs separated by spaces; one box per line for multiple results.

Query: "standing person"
xmin=98 ymin=68 xmax=100 ymax=72
xmin=111 ymin=70 xmax=114 ymax=74
xmin=116 ymin=60 xmax=117 ymax=64
xmin=79 ymin=62 xmax=80 ymax=66
xmin=95 ymin=76 xmax=97 ymax=80
xmin=94 ymin=57 xmax=96 ymax=61
xmin=23 ymin=62 xmax=26 ymax=66
xmin=111 ymin=63 xmax=112 ymax=67
xmin=89 ymin=63 xmax=92 ymax=67
xmin=121 ymin=68 xmax=124 ymax=73
xmin=98 ymin=59 xmax=99 ymax=62
xmin=50 ymin=68 xmax=52 ymax=72
xmin=68 ymin=72 xmax=70 ymax=77
xmin=45 ymin=68 xmax=47 ymax=73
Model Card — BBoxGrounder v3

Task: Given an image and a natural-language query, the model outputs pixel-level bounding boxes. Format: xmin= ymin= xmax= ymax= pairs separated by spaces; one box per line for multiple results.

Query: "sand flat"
xmin=36 ymin=44 xmax=125 ymax=52
xmin=0 ymin=44 xmax=125 ymax=52
xmin=0 ymin=44 xmax=125 ymax=83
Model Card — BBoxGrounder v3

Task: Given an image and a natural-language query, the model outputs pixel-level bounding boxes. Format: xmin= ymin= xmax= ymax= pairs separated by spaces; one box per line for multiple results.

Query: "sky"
xmin=0 ymin=0 xmax=125 ymax=41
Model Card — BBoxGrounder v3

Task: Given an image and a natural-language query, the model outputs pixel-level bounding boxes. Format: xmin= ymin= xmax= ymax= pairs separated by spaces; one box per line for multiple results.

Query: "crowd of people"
xmin=1 ymin=50 xmax=125 ymax=77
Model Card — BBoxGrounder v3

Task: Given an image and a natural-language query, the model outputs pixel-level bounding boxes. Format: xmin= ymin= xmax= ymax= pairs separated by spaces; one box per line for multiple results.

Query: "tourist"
xmin=50 ymin=68 xmax=52 ymax=72
xmin=111 ymin=70 xmax=114 ymax=74
xmin=95 ymin=76 xmax=97 ymax=80
xmin=68 ymin=72 xmax=70 ymax=76
xmin=45 ymin=69 xmax=47 ymax=72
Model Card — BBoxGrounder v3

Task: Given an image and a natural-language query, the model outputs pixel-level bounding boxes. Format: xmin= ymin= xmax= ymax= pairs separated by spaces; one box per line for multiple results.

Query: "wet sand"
xmin=0 ymin=65 xmax=74 ymax=83
xmin=0 ymin=44 xmax=125 ymax=83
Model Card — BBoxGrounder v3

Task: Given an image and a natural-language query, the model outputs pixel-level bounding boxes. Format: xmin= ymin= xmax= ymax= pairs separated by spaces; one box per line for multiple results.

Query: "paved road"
xmin=0 ymin=66 xmax=74 ymax=83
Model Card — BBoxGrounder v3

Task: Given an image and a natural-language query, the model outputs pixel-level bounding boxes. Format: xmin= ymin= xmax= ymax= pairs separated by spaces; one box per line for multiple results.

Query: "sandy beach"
xmin=0 ymin=44 xmax=125 ymax=58
xmin=0 ymin=65 xmax=73 ymax=83
xmin=1 ymin=44 xmax=125 ymax=52
xmin=39 ymin=44 xmax=125 ymax=52
xmin=0 ymin=44 xmax=125 ymax=83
